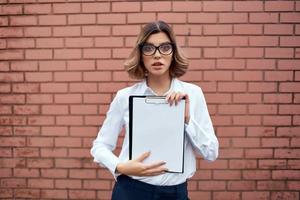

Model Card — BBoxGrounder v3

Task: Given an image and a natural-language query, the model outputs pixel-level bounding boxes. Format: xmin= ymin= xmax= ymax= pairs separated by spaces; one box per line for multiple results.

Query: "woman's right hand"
xmin=116 ymin=152 xmax=168 ymax=176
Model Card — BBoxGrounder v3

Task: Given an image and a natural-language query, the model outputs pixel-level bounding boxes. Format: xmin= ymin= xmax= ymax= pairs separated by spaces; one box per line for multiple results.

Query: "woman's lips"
xmin=152 ymin=66 xmax=163 ymax=71
xmin=152 ymin=62 xmax=163 ymax=66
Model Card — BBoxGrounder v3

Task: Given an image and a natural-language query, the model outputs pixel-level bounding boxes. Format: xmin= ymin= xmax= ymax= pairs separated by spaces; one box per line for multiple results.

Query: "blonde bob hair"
xmin=124 ymin=21 xmax=189 ymax=80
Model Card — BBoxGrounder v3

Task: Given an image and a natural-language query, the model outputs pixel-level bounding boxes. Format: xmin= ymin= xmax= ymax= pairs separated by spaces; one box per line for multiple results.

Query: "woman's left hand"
xmin=165 ymin=92 xmax=190 ymax=124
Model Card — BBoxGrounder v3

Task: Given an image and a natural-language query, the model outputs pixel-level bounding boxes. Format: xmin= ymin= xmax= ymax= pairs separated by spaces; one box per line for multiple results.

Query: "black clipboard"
xmin=129 ymin=95 xmax=185 ymax=173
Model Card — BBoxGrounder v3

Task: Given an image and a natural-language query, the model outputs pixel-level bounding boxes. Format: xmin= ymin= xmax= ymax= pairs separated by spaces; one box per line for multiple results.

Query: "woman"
xmin=91 ymin=21 xmax=219 ymax=200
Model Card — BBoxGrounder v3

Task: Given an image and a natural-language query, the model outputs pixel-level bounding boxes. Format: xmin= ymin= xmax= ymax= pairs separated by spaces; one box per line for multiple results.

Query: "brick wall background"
xmin=0 ymin=0 xmax=299 ymax=199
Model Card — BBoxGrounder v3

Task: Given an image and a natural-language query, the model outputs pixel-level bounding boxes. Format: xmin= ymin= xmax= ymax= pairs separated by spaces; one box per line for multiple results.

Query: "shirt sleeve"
xmin=184 ymin=86 xmax=219 ymax=161
xmin=90 ymin=91 xmax=124 ymax=179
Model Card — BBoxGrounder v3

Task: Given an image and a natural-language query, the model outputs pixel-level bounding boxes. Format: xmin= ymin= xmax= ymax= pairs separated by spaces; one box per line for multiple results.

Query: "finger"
xmin=144 ymin=171 xmax=165 ymax=176
xmin=166 ymin=91 xmax=176 ymax=101
xmin=143 ymin=166 xmax=168 ymax=175
xmin=165 ymin=93 xmax=171 ymax=101
xmin=143 ymin=171 xmax=164 ymax=176
xmin=144 ymin=161 xmax=166 ymax=170
xmin=174 ymin=92 xmax=182 ymax=106
xmin=143 ymin=166 xmax=169 ymax=176
xmin=169 ymin=92 xmax=176 ymax=106
xmin=166 ymin=92 xmax=173 ymax=102
xmin=135 ymin=151 xmax=150 ymax=162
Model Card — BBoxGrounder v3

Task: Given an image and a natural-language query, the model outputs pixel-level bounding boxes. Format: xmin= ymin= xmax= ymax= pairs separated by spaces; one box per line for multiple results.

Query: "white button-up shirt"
xmin=91 ymin=78 xmax=219 ymax=186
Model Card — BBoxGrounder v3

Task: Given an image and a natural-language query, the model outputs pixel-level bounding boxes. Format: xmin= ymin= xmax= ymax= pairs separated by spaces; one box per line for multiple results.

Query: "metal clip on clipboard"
xmin=145 ymin=96 xmax=168 ymax=104
xmin=145 ymin=96 xmax=186 ymax=104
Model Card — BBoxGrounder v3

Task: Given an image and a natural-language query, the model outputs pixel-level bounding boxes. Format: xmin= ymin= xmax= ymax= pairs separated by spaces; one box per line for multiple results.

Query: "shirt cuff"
xmin=105 ymin=156 xmax=121 ymax=181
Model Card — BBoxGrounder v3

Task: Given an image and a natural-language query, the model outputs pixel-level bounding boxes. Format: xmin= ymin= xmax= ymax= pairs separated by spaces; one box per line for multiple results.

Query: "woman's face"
xmin=141 ymin=32 xmax=173 ymax=79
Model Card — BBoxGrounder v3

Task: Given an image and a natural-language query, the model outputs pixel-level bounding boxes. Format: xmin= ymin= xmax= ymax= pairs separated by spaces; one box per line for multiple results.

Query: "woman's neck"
xmin=146 ymin=75 xmax=172 ymax=96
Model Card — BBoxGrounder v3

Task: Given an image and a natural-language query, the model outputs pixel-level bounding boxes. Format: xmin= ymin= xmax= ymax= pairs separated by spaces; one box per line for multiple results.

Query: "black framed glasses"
xmin=140 ymin=42 xmax=174 ymax=56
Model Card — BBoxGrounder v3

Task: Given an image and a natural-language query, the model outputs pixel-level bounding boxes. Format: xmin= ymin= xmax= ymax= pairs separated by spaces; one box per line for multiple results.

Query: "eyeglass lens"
xmin=141 ymin=43 xmax=173 ymax=56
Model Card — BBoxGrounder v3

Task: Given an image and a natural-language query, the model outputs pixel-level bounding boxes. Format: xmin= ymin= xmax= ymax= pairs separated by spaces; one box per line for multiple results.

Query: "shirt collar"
xmin=139 ymin=78 xmax=177 ymax=96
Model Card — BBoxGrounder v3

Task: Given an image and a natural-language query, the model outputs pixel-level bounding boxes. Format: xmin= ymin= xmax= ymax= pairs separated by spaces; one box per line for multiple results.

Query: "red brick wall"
xmin=0 ymin=1 xmax=299 ymax=200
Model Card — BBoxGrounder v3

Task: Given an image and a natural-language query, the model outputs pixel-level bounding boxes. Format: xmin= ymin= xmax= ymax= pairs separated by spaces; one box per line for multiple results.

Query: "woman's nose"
xmin=153 ymin=49 xmax=161 ymax=58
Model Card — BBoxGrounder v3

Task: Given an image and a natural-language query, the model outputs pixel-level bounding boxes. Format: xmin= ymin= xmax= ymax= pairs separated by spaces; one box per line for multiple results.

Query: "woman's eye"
xmin=161 ymin=44 xmax=172 ymax=51
xmin=143 ymin=45 xmax=154 ymax=52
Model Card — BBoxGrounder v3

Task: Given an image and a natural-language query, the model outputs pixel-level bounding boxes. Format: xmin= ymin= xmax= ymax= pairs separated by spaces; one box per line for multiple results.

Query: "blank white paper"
xmin=130 ymin=96 xmax=185 ymax=173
